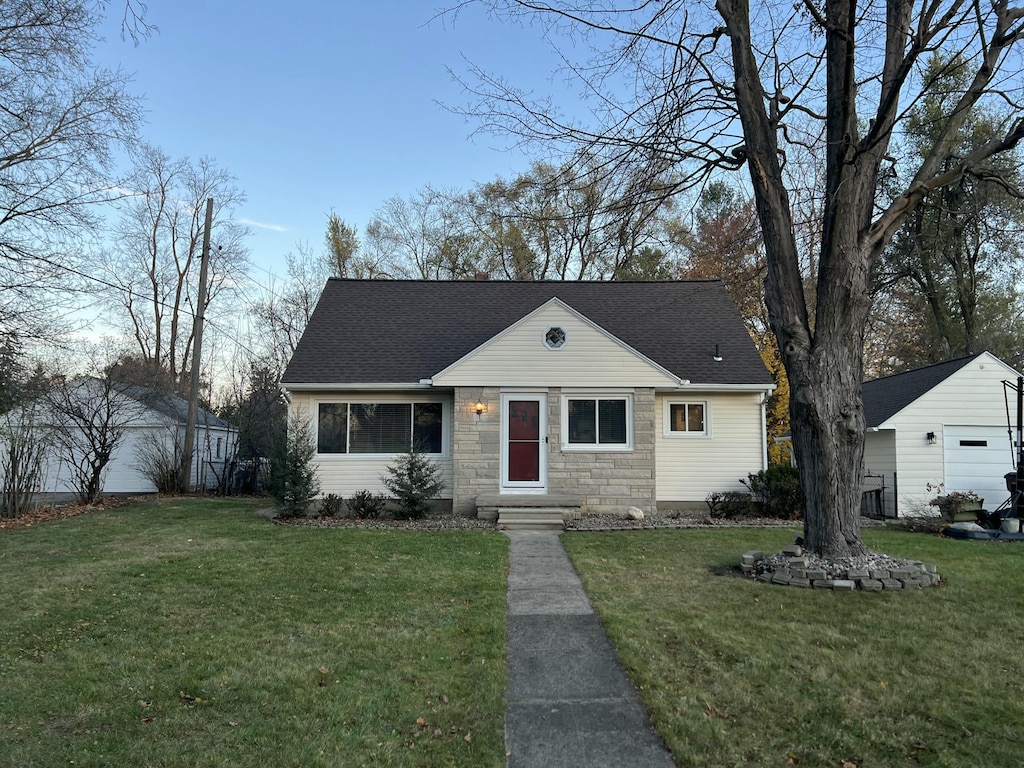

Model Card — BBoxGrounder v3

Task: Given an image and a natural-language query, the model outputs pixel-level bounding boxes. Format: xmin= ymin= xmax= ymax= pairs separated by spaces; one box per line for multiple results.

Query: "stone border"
xmin=742 ymin=545 xmax=942 ymax=590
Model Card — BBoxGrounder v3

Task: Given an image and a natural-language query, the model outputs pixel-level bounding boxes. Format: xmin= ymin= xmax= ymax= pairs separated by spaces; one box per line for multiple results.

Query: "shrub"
xmin=347 ymin=489 xmax=387 ymax=519
xmin=319 ymin=493 xmax=344 ymax=517
xmin=133 ymin=427 xmax=184 ymax=494
xmin=382 ymin=447 xmax=444 ymax=520
xmin=741 ymin=465 xmax=802 ymax=519
xmin=706 ymin=490 xmax=755 ymax=518
xmin=270 ymin=417 xmax=320 ymax=518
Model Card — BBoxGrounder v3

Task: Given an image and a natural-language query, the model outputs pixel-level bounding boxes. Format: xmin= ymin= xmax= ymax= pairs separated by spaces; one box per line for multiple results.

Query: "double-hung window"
xmin=564 ymin=396 xmax=631 ymax=449
xmin=317 ymin=401 xmax=443 ymax=454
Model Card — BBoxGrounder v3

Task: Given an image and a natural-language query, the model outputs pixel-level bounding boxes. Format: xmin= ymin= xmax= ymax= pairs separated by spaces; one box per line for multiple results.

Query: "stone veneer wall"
xmin=546 ymin=387 xmax=657 ymax=515
xmin=452 ymin=386 xmax=501 ymax=515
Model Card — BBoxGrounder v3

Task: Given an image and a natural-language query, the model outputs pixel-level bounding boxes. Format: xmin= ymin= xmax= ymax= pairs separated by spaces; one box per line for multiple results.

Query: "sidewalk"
xmin=503 ymin=531 xmax=676 ymax=768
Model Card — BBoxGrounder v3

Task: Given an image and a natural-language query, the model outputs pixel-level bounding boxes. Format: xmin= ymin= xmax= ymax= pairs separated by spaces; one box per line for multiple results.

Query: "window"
xmin=317 ymin=401 xmax=444 ymax=454
xmin=216 ymin=437 xmax=222 ymax=459
xmin=666 ymin=401 xmax=709 ymax=436
xmin=565 ymin=397 xmax=630 ymax=448
xmin=544 ymin=326 xmax=567 ymax=349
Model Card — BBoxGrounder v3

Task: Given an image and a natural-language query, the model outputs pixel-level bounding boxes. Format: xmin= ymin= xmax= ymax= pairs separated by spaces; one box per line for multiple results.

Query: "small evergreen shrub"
xmin=706 ymin=490 xmax=755 ymax=518
xmin=382 ymin=447 xmax=444 ymax=520
xmin=347 ymin=489 xmax=387 ymax=519
xmin=741 ymin=464 xmax=801 ymax=519
xmin=270 ymin=417 xmax=321 ymax=518
xmin=319 ymin=493 xmax=344 ymax=517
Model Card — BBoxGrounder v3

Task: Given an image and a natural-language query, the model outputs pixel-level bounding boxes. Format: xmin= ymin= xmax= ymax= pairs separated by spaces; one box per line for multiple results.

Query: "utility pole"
xmin=180 ymin=197 xmax=214 ymax=493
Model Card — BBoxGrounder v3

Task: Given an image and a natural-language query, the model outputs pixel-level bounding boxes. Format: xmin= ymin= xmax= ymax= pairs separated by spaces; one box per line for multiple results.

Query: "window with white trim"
xmin=665 ymin=401 xmax=709 ymax=436
xmin=565 ymin=396 xmax=631 ymax=449
xmin=317 ymin=401 xmax=444 ymax=454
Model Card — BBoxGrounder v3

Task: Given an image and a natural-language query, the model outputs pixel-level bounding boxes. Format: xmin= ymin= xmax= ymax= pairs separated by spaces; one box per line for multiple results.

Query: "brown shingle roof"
xmin=281 ymin=279 xmax=772 ymax=387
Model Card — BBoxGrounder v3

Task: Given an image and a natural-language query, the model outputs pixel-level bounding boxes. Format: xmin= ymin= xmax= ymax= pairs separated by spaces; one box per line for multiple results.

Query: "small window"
xmin=216 ymin=437 xmax=222 ymax=459
xmin=666 ymin=401 xmax=709 ymax=436
xmin=318 ymin=403 xmax=349 ymax=453
xmin=544 ymin=326 xmax=567 ymax=349
xmin=566 ymin=397 xmax=630 ymax=449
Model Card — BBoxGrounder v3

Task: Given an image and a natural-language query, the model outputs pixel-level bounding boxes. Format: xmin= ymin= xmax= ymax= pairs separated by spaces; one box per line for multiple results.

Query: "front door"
xmin=502 ymin=395 xmax=547 ymax=491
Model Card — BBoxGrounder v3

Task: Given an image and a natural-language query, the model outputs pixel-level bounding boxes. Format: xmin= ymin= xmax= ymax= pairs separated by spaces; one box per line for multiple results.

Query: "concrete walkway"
xmin=504 ymin=531 xmax=676 ymax=768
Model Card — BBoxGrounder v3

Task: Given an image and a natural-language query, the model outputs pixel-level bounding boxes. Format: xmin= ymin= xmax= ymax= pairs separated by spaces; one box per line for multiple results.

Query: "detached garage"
xmin=862 ymin=352 xmax=1021 ymax=517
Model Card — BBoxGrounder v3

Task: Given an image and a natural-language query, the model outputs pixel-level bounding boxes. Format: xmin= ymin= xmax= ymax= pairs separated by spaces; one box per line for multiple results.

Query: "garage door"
xmin=943 ymin=425 xmax=1015 ymax=508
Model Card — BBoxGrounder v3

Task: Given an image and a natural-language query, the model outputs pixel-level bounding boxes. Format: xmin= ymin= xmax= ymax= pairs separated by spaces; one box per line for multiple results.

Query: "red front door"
xmin=504 ymin=396 xmax=546 ymax=489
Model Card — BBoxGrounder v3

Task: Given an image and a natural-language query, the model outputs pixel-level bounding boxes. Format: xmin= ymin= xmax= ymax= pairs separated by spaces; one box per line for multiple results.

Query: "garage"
xmin=943 ymin=425 xmax=1014 ymax=509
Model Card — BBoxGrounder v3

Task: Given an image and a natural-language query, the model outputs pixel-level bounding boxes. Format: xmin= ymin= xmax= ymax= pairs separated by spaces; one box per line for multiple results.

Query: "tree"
xmin=0 ymin=402 xmax=49 ymax=518
xmin=270 ymin=415 xmax=320 ymax=517
xmin=454 ymin=0 xmax=1024 ymax=559
xmin=0 ymin=0 xmax=142 ymax=345
xmin=44 ymin=376 xmax=146 ymax=505
xmin=99 ymin=146 xmax=251 ymax=394
xmin=220 ymin=360 xmax=287 ymax=462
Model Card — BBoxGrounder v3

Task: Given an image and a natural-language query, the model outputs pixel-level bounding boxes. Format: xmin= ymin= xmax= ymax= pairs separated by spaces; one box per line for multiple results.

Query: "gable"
xmin=431 ymin=298 xmax=680 ymax=387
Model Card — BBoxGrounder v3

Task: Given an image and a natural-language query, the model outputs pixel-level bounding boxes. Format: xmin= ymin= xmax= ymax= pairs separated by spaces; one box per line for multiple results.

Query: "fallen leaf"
xmin=442 ymin=695 xmax=449 ymax=704
xmin=842 ymin=761 xmax=857 ymax=768
xmin=464 ymin=732 xmax=472 ymax=743
xmin=416 ymin=717 xmax=426 ymax=727
xmin=137 ymin=700 xmax=151 ymax=708
xmin=319 ymin=666 xmax=330 ymax=675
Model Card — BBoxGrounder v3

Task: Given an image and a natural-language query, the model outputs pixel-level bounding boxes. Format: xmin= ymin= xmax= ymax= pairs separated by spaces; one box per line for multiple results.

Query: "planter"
xmin=947 ymin=500 xmax=983 ymax=523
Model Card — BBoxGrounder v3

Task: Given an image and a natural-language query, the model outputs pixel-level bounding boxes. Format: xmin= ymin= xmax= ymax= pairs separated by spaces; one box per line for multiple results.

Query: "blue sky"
xmin=94 ymin=2 xmax=567 ymax=279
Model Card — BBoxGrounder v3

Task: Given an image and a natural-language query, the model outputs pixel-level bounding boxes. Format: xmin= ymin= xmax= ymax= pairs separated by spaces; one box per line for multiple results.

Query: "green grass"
xmin=0 ymin=498 xmax=508 ymax=768
xmin=564 ymin=527 xmax=1024 ymax=768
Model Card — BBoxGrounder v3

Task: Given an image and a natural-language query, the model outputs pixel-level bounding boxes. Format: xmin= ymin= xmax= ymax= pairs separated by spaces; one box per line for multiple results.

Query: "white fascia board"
xmin=431 ymin=296 xmax=686 ymax=385
xmin=667 ymin=383 xmax=777 ymax=393
xmin=281 ymin=382 xmax=438 ymax=392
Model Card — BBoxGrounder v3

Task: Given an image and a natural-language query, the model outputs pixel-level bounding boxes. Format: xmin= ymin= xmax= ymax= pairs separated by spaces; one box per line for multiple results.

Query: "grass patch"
xmin=0 ymin=498 xmax=508 ymax=767
xmin=564 ymin=528 xmax=1024 ymax=768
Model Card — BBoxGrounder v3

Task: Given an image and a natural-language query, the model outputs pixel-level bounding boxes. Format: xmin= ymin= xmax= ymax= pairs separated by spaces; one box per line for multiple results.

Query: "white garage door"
xmin=943 ymin=425 xmax=1015 ymax=508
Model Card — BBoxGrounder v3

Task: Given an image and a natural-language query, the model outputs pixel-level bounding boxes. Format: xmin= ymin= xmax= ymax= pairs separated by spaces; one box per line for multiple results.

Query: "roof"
xmin=281 ymin=279 xmax=772 ymax=387
xmin=861 ymin=354 xmax=982 ymax=428
xmin=111 ymin=381 xmax=236 ymax=431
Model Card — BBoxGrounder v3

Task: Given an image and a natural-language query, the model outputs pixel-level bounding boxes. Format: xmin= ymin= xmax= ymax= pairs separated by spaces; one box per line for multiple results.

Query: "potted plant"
xmin=930 ymin=490 xmax=983 ymax=522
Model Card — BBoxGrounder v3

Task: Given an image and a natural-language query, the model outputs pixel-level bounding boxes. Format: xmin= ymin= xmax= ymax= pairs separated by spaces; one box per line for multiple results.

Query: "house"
xmin=280 ymin=279 xmax=774 ymax=519
xmin=861 ymin=351 xmax=1022 ymax=517
xmin=1 ymin=378 xmax=238 ymax=498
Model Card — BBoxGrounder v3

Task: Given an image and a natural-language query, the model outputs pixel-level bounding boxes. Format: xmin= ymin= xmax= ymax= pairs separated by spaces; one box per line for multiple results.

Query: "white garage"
xmin=861 ymin=352 xmax=1021 ymax=517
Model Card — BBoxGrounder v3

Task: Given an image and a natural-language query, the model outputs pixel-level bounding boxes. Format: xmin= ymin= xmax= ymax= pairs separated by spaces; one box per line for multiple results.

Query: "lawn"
xmin=0 ymin=498 xmax=509 ymax=768
xmin=563 ymin=527 xmax=1024 ymax=768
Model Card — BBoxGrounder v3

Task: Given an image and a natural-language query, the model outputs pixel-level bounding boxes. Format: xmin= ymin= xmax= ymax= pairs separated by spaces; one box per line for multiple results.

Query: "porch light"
xmin=474 ymin=401 xmax=486 ymax=417
xmin=926 ymin=431 xmax=937 ymax=444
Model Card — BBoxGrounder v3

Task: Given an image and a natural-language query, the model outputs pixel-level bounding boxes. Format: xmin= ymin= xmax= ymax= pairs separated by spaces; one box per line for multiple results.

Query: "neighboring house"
xmin=862 ymin=351 xmax=1022 ymax=517
xmin=280 ymin=279 xmax=774 ymax=517
xmin=1 ymin=378 xmax=238 ymax=497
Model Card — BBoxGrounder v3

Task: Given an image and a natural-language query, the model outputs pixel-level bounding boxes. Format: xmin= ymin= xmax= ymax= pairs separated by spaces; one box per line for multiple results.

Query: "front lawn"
xmin=564 ymin=527 xmax=1024 ymax=768
xmin=0 ymin=498 xmax=508 ymax=768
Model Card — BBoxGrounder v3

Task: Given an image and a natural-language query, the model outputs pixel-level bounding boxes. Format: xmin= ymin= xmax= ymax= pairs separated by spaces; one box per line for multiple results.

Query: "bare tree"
xmin=452 ymin=0 xmax=1024 ymax=558
xmin=99 ymin=146 xmax=251 ymax=393
xmin=0 ymin=0 xmax=142 ymax=344
xmin=44 ymin=376 xmax=147 ymax=505
xmin=0 ymin=403 xmax=50 ymax=518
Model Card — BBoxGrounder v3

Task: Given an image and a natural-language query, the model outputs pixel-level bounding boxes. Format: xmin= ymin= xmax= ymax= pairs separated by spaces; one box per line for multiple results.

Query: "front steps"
xmin=476 ymin=493 xmax=583 ymax=530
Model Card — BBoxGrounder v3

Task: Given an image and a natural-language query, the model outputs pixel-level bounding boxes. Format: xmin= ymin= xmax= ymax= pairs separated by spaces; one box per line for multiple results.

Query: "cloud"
xmin=238 ymin=218 xmax=287 ymax=233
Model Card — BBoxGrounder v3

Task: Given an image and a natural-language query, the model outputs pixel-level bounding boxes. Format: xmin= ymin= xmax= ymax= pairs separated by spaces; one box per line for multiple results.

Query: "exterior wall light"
xmin=474 ymin=401 xmax=486 ymax=417
xmin=926 ymin=431 xmax=937 ymax=444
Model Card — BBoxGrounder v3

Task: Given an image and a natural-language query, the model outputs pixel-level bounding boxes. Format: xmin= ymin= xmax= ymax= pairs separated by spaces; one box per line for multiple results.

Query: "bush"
xmin=270 ymin=417 xmax=320 ymax=518
xmin=347 ymin=489 xmax=387 ymax=519
xmin=741 ymin=464 xmax=801 ymax=519
xmin=382 ymin=447 xmax=444 ymax=520
xmin=133 ymin=427 xmax=184 ymax=495
xmin=706 ymin=490 xmax=755 ymax=518
xmin=319 ymin=493 xmax=344 ymax=517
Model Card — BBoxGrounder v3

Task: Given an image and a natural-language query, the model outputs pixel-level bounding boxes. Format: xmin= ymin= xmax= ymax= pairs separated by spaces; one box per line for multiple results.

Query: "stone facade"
xmin=451 ymin=386 xmax=658 ymax=517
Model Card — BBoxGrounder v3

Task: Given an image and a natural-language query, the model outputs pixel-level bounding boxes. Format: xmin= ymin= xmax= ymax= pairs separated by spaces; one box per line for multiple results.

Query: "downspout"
xmin=760 ymin=390 xmax=770 ymax=470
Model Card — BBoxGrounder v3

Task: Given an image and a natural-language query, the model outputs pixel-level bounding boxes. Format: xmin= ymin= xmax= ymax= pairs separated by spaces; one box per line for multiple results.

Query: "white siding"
xmin=883 ymin=353 xmax=1018 ymax=515
xmin=432 ymin=301 xmax=679 ymax=388
xmin=655 ymin=392 xmax=765 ymax=502
xmin=290 ymin=392 xmax=455 ymax=499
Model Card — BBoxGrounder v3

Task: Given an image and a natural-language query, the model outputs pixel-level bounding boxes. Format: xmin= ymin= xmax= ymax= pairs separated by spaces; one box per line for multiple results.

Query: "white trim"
xmin=284 ymin=382 xmax=436 ymax=392
xmin=561 ymin=393 xmax=634 ymax=451
xmin=663 ymin=399 xmax=711 ymax=438
xmin=670 ymin=383 xmax=776 ymax=393
xmin=500 ymin=393 xmax=548 ymax=492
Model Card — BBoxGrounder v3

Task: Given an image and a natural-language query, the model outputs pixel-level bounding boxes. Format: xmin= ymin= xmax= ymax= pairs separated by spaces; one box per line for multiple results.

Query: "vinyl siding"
xmin=432 ymin=301 xmax=679 ymax=388
xmin=882 ymin=354 xmax=1017 ymax=515
xmin=290 ymin=391 xmax=455 ymax=499
xmin=655 ymin=392 xmax=765 ymax=502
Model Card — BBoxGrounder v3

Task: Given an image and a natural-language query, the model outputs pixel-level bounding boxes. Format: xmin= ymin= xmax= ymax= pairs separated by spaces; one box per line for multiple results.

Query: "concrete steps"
xmin=498 ymin=507 xmax=570 ymax=531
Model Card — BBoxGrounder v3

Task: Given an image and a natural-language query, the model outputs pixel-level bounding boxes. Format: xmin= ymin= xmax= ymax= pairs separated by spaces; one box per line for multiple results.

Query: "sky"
xmin=93 ymin=1 xmax=571 ymax=282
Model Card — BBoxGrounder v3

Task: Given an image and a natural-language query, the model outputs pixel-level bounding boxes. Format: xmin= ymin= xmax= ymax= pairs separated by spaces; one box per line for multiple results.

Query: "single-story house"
xmin=280 ymin=279 xmax=774 ymax=518
xmin=1 ymin=378 xmax=238 ymax=497
xmin=862 ymin=351 xmax=1021 ymax=516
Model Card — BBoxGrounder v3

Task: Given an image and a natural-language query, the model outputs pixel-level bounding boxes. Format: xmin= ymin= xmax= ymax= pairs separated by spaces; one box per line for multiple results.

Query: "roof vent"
xmin=713 ymin=344 xmax=723 ymax=362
